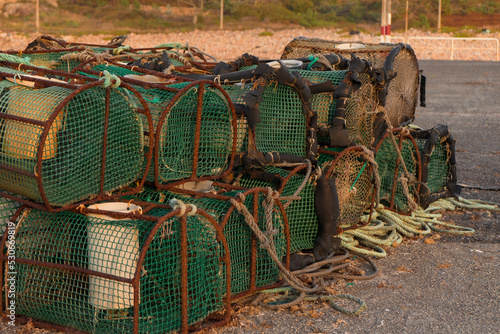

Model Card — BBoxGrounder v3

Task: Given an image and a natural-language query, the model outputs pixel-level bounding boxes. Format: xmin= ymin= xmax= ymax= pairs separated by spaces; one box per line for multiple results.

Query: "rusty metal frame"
xmin=71 ymin=66 xmax=239 ymax=189
xmin=0 ymin=63 xmax=154 ymax=211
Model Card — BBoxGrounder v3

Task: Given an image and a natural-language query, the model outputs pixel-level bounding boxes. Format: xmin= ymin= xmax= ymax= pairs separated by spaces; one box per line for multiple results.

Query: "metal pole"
xmin=35 ymin=0 xmax=39 ymax=33
xmin=220 ymin=0 xmax=224 ymax=30
xmin=438 ymin=0 xmax=442 ymax=32
xmin=387 ymin=0 xmax=392 ymax=43
xmin=381 ymin=0 xmax=387 ymax=43
xmin=405 ymin=0 xmax=409 ymax=43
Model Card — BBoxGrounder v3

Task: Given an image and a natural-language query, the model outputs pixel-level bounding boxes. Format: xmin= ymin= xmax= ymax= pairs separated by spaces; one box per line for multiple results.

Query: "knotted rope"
xmin=229 ymin=190 xmax=321 ymax=294
xmin=169 ymin=198 xmax=198 ymax=217
xmin=99 ymin=70 xmax=121 ymax=89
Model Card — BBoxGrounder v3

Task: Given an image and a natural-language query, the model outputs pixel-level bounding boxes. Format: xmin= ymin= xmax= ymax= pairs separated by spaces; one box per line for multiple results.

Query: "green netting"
xmin=78 ymin=70 xmax=235 ymax=183
xmin=376 ymin=136 xmax=418 ymax=213
xmin=90 ymin=64 xmax=142 ymax=77
xmin=126 ymin=187 xmax=286 ymax=295
xmin=292 ymin=70 xmax=377 ymax=147
xmin=10 ymin=206 xmax=225 ymax=333
xmin=155 ymin=85 xmax=233 ymax=181
xmin=281 ymin=38 xmax=419 ymax=128
xmin=221 ymin=84 xmax=252 ymax=154
xmin=0 ymin=194 xmax=21 ymax=231
xmin=0 ymin=84 xmax=144 ymax=206
xmin=236 ymin=166 xmax=317 ymax=253
xmin=295 ymin=70 xmax=347 ymax=125
xmin=22 ymin=51 xmax=84 ymax=72
xmin=415 ymin=138 xmax=449 ymax=194
xmin=320 ymin=149 xmax=374 ymax=228
xmin=255 ymin=83 xmax=307 ymax=156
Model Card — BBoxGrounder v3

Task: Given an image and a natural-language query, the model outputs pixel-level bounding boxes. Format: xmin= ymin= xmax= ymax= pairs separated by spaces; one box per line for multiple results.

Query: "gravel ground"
xmin=1 ymin=28 xmax=499 ymax=62
xmin=0 ymin=51 xmax=498 ymax=332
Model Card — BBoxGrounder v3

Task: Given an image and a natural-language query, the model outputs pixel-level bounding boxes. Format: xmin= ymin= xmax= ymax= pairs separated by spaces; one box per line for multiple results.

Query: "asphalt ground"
xmin=1 ymin=60 xmax=499 ymax=333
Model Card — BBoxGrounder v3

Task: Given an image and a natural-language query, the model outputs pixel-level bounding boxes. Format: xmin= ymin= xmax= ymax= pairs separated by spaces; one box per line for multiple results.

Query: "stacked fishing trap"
xmin=0 ymin=35 xmax=471 ymax=333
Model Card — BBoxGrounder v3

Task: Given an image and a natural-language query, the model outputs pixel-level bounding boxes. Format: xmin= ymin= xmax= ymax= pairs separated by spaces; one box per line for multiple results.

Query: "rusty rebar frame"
xmin=153 ymin=79 xmax=238 ymax=190
xmin=71 ymin=67 xmax=239 ymax=189
xmin=0 ymin=64 xmax=155 ymax=211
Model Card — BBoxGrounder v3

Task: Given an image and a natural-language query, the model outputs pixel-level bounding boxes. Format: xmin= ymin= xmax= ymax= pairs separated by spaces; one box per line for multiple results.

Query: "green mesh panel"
xmin=22 ymin=51 xmax=83 ymax=72
xmin=376 ymin=136 xmax=418 ymax=213
xmin=11 ymin=206 xmax=225 ymax=333
xmin=126 ymin=187 xmax=286 ymax=295
xmin=0 ymin=66 xmax=29 ymax=76
xmin=222 ymin=84 xmax=252 ymax=154
xmin=0 ymin=194 xmax=21 ymax=231
xmin=320 ymin=150 xmax=374 ymax=228
xmin=415 ymin=138 xmax=450 ymax=194
xmin=237 ymin=166 xmax=317 ymax=253
xmin=91 ymin=65 xmax=142 ymax=77
xmin=0 ymin=85 xmax=144 ymax=206
xmin=155 ymin=85 xmax=233 ymax=182
xmin=255 ymin=83 xmax=307 ymax=156
xmin=295 ymin=70 xmax=347 ymax=126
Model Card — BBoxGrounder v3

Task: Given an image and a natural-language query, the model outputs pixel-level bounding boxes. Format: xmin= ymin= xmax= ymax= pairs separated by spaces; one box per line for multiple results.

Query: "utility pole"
xmin=35 ymin=0 xmax=39 ymax=33
xmin=381 ymin=0 xmax=387 ymax=43
xmin=220 ymin=0 xmax=224 ymax=30
xmin=438 ymin=0 xmax=442 ymax=32
xmin=387 ymin=0 xmax=392 ymax=43
xmin=405 ymin=0 xmax=409 ymax=42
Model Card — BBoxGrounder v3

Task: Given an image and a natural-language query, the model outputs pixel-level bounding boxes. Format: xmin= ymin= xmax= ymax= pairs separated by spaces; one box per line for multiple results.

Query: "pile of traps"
xmin=0 ymin=35 xmax=496 ymax=334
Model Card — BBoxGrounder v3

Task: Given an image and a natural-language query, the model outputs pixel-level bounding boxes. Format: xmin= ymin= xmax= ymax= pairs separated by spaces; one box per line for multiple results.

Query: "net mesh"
xmin=375 ymin=134 xmax=419 ymax=213
xmin=75 ymin=68 xmax=235 ymax=184
xmin=10 ymin=206 xmax=226 ymax=333
xmin=236 ymin=166 xmax=317 ymax=253
xmin=319 ymin=148 xmax=374 ymax=229
xmin=0 ymin=193 xmax=22 ymax=231
xmin=280 ymin=38 xmax=419 ymax=128
xmin=415 ymin=138 xmax=449 ymax=194
xmin=126 ymin=187 xmax=286 ymax=296
xmin=222 ymin=84 xmax=252 ymax=154
xmin=156 ymin=85 xmax=233 ymax=181
xmin=0 ymin=82 xmax=144 ymax=206
xmin=255 ymin=83 xmax=307 ymax=156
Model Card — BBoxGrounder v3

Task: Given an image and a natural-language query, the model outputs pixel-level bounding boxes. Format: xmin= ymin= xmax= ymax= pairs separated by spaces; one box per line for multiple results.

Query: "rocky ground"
xmin=1 ymin=28 xmax=499 ymax=62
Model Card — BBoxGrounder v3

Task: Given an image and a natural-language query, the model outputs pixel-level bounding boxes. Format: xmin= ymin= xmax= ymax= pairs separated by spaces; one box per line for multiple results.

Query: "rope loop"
xmin=112 ymin=45 xmax=132 ymax=55
xmin=168 ymin=198 xmax=197 ymax=217
xmin=99 ymin=70 xmax=121 ymax=89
